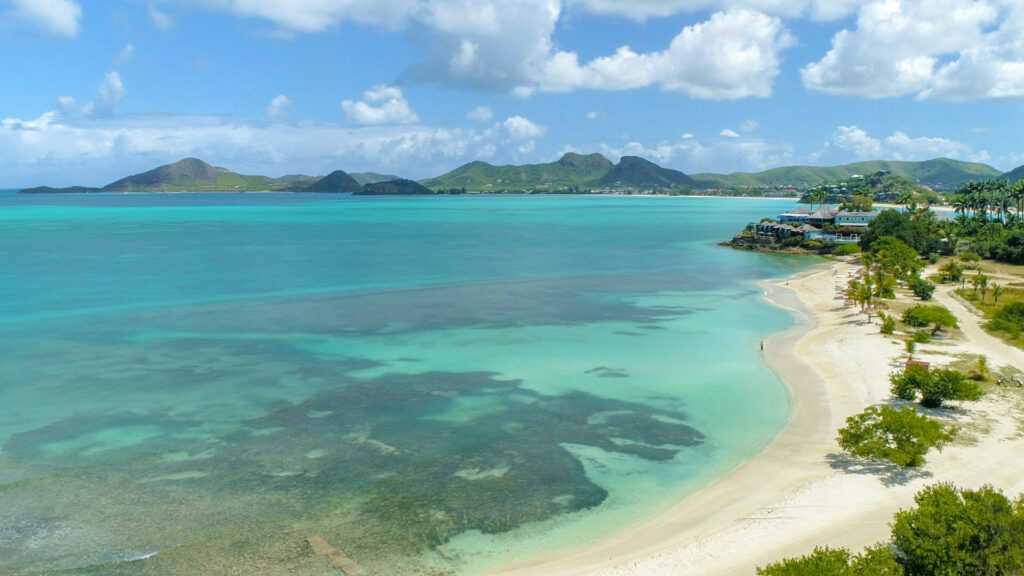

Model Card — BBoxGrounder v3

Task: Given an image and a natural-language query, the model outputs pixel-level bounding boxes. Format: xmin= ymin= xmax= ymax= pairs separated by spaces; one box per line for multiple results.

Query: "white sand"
xmin=489 ymin=259 xmax=1024 ymax=576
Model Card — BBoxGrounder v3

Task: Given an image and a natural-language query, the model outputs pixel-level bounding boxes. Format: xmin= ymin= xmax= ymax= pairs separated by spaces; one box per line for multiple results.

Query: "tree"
xmin=841 ymin=194 xmax=874 ymax=213
xmin=892 ymin=483 xmax=1024 ymax=576
xmin=757 ymin=544 xmax=903 ymax=576
xmin=871 ymin=236 xmax=923 ymax=279
xmin=993 ymin=283 xmax=1004 ymax=304
xmin=903 ymin=305 xmax=959 ymax=336
xmin=837 ymin=405 xmax=955 ymax=467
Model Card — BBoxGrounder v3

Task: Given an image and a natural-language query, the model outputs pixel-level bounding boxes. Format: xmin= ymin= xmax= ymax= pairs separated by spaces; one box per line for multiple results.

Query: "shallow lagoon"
xmin=0 ymin=194 xmax=811 ymax=575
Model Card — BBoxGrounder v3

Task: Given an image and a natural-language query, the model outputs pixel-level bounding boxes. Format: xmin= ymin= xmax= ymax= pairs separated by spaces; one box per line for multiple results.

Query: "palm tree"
xmin=897 ymin=190 xmax=917 ymax=211
xmin=993 ymin=283 xmax=1004 ymax=305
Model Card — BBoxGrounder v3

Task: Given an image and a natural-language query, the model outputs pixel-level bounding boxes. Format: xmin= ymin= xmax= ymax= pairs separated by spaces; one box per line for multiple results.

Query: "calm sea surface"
xmin=0 ymin=194 xmax=811 ymax=575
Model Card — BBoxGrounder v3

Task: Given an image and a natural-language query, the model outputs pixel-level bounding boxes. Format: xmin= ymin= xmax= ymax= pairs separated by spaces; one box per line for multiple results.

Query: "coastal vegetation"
xmin=890 ymin=365 xmax=983 ymax=408
xmin=837 ymin=405 xmax=955 ymax=467
xmin=758 ymin=483 xmax=1024 ymax=576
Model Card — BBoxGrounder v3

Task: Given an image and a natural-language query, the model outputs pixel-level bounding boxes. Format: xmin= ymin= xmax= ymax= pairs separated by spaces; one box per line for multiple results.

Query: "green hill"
xmin=422 ymin=153 xmax=613 ymax=191
xmin=596 ymin=156 xmax=695 ymax=189
xmin=692 ymin=158 xmax=1000 ymax=192
xmin=355 ymin=179 xmax=434 ymax=195
xmin=103 ymin=158 xmax=286 ymax=192
xmin=19 ymin=185 xmax=102 ymax=194
xmin=302 ymin=170 xmax=361 ymax=193
xmin=1002 ymin=165 xmax=1024 ymax=182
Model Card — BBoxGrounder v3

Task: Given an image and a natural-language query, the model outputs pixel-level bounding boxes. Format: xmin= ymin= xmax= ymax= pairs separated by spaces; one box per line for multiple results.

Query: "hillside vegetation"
xmin=692 ymin=158 xmax=1001 ymax=192
xmin=103 ymin=158 xmax=287 ymax=192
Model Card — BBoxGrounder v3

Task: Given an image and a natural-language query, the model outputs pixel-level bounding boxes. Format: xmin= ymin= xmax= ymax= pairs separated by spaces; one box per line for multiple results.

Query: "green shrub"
xmin=938 ymin=261 xmax=963 ymax=283
xmin=837 ymin=405 xmax=954 ymax=467
xmin=903 ymin=305 xmax=958 ymax=335
xmin=987 ymin=302 xmax=1024 ymax=338
xmin=803 ymin=240 xmax=823 ymax=248
xmin=891 ymin=365 xmax=931 ymax=401
xmin=835 ymin=244 xmax=862 ymax=255
xmin=757 ymin=544 xmax=903 ymax=576
xmin=927 ymin=252 xmax=940 ymax=264
xmin=890 ymin=366 xmax=982 ymax=408
xmin=892 ymin=484 xmax=1024 ymax=576
xmin=912 ymin=331 xmax=931 ymax=343
xmin=908 ymin=276 xmax=935 ymax=300
xmin=918 ymin=369 xmax=983 ymax=408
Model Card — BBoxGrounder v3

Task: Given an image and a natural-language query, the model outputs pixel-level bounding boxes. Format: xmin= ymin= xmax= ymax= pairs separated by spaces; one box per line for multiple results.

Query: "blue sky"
xmin=2 ymin=0 xmax=1023 ymax=187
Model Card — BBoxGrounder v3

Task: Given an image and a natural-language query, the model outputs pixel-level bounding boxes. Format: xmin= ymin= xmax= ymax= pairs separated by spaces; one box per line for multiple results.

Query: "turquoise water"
xmin=0 ymin=194 xmax=811 ymax=575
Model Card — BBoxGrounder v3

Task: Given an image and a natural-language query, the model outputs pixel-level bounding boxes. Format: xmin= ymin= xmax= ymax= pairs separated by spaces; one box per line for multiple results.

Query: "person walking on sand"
xmin=760 ymin=340 xmax=764 ymax=351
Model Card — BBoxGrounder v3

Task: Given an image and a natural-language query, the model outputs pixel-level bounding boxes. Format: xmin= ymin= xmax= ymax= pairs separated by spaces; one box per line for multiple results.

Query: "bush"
xmin=919 ymin=369 xmax=983 ymax=408
xmin=908 ymin=276 xmax=935 ymax=300
xmin=938 ymin=261 xmax=963 ymax=283
xmin=987 ymin=302 xmax=1024 ymax=338
xmin=837 ymin=405 xmax=955 ymax=467
xmin=890 ymin=366 xmax=982 ymax=408
xmin=892 ymin=484 xmax=1024 ymax=576
xmin=912 ymin=331 xmax=931 ymax=343
xmin=835 ymin=243 xmax=862 ymax=256
xmin=757 ymin=544 xmax=903 ymax=576
xmin=903 ymin=305 xmax=958 ymax=335
xmin=891 ymin=365 xmax=931 ymax=401
xmin=927 ymin=252 xmax=940 ymax=264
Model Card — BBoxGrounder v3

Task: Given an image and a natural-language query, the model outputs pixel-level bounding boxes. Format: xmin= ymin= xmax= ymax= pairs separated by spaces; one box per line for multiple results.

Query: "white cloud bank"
xmin=0 ymin=103 xmax=550 ymax=186
xmin=820 ymin=125 xmax=989 ymax=163
xmin=164 ymin=1 xmax=796 ymax=100
xmin=803 ymin=0 xmax=1024 ymax=100
xmin=6 ymin=0 xmax=82 ymax=37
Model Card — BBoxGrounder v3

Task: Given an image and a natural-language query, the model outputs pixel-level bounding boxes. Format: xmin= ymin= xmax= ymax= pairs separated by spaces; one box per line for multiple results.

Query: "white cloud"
xmin=740 ymin=119 xmax=759 ymax=132
xmin=467 ymin=105 xmax=493 ymax=122
xmin=265 ymin=94 xmax=293 ymax=121
xmin=341 ymin=85 xmax=419 ymax=125
xmin=823 ymin=125 xmax=987 ymax=163
xmin=534 ymin=9 xmax=795 ymax=99
xmin=8 ymin=0 xmax=82 ymax=37
xmin=174 ymin=1 xmax=794 ymax=100
xmin=114 ymin=44 xmax=136 ymax=67
xmin=95 ymin=72 xmax=124 ymax=115
xmin=802 ymin=0 xmax=1024 ymax=100
xmin=586 ymin=111 xmax=601 ymax=120
xmin=720 ymin=128 xmax=741 ymax=138
xmin=149 ymin=3 xmax=175 ymax=28
xmin=502 ymin=115 xmax=545 ymax=139
xmin=829 ymin=125 xmax=883 ymax=158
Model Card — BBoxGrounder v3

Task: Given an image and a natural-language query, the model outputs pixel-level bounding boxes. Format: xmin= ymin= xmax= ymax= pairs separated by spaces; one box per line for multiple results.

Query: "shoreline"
xmin=489 ymin=258 xmax=1024 ymax=575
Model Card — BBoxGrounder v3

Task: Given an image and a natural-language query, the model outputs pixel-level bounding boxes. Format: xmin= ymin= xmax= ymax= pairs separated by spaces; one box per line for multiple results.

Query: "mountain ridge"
xmin=16 ymin=155 xmax=1018 ymax=195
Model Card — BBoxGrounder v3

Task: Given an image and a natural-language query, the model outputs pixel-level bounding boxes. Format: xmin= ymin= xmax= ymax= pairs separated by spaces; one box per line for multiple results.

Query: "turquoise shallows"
xmin=0 ymin=194 xmax=812 ymax=575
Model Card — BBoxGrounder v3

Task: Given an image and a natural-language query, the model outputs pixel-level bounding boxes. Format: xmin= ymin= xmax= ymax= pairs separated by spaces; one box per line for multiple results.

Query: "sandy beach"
xmin=490 ymin=258 xmax=1024 ymax=576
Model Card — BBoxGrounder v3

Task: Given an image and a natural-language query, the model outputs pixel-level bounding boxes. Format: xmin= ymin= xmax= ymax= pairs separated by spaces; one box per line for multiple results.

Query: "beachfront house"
xmin=756 ymin=221 xmax=804 ymax=240
xmin=778 ymin=207 xmax=812 ymax=222
xmin=835 ymin=210 xmax=879 ymax=228
xmin=808 ymin=206 xmax=838 ymax=227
